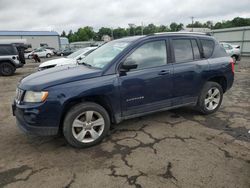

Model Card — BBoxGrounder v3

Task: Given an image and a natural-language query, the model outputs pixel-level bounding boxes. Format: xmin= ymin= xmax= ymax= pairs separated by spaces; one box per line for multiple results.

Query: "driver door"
xmin=118 ymin=39 xmax=173 ymax=117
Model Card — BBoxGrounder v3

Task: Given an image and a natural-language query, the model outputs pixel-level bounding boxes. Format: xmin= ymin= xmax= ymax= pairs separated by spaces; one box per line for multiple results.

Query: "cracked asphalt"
xmin=0 ymin=57 xmax=250 ymax=188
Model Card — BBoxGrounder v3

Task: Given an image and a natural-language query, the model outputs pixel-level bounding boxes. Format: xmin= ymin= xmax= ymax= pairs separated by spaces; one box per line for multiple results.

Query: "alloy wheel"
xmin=72 ymin=111 xmax=105 ymax=143
xmin=204 ymin=87 xmax=221 ymax=111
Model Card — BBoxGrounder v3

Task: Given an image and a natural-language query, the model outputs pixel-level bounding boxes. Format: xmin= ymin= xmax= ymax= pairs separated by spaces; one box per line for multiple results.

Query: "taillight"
xmin=230 ymin=58 xmax=234 ymax=73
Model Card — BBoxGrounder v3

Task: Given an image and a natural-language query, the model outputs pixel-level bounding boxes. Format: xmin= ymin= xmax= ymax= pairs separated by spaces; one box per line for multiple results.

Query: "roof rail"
xmin=151 ymin=32 xmax=212 ymax=36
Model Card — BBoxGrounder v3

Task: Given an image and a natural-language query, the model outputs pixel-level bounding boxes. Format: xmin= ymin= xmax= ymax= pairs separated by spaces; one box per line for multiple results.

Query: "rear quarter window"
xmin=0 ymin=45 xmax=17 ymax=56
xmin=200 ymin=39 xmax=214 ymax=58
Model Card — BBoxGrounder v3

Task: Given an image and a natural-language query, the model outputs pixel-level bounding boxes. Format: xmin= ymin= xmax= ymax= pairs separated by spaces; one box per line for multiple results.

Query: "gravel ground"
xmin=0 ymin=57 xmax=249 ymax=188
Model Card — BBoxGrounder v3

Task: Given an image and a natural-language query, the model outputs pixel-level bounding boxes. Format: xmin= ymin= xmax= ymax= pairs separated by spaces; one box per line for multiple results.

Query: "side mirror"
xmin=120 ymin=59 xmax=137 ymax=72
xmin=121 ymin=64 xmax=138 ymax=71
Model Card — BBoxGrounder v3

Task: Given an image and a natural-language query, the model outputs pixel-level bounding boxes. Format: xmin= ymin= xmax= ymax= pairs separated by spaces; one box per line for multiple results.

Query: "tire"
xmin=60 ymin=53 xmax=63 ymax=56
xmin=63 ymin=102 xmax=110 ymax=148
xmin=197 ymin=81 xmax=223 ymax=114
xmin=28 ymin=55 xmax=32 ymax=59
xmin=46 ymin=53 xmax=51 ymax=58
xmin=0 ymin=62 xmax=16 ymax=76
xmin=232 ymin=56 xmax=237 ymax=64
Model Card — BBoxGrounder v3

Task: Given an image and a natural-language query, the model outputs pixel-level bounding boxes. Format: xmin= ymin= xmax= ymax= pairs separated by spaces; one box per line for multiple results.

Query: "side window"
xmin=0 ymin=45 xmax=16 ymax=55
xmin=201 ymin=39 xmax=214 ymax=58
xmin=124 ymin=40 xmax=167 ymax=70
xmin=191 ymin=40 xmax=201 ymax=60
xmin=173 ymin=39 xmax=193 ymax=62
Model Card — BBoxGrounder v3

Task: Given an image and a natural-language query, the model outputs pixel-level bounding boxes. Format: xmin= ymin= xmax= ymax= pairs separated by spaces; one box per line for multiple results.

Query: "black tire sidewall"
xmin=0 ymin=62 xmax=15 ymax=76
xmin=63 ymin=102 xmax=110 ymax=148
xmin=197 ymin=82 xmax=223 ymax=114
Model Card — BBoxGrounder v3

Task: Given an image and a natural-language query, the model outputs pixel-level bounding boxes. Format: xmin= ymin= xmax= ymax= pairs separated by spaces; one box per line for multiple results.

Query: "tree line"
xmin=60 ymin=17 xmax=250 ymax=42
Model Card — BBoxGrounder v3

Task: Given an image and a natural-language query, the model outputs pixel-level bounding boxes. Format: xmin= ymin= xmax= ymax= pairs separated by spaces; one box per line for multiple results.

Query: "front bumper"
xmin=12 ymin=101 xmax=59 ymax=136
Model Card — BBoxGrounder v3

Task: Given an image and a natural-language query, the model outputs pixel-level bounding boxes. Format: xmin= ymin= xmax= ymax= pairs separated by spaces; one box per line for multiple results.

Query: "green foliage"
xmin=186 ymin=17 xmax=250 ymax=29
xmin=64 ymin=17 xmax=250 ymax=42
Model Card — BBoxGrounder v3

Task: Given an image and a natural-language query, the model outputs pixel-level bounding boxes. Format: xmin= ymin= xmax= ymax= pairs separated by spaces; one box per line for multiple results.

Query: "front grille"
xmin=15 ymin=88 xmax=24 ymax=104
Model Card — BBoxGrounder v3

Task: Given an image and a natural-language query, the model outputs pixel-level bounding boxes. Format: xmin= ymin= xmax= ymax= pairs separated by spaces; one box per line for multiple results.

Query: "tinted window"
xmin=201 ymin=39 xmax=214 ymax=58
xmin=191 ymin=40 xmax=200 ymax=60
xmin=124 ymin=40 xmax=167 ymax=70
xmin=0 ymin=45 xmax=16 ymax=55
xmin=173 ymin=39 xmax=193 ymax=62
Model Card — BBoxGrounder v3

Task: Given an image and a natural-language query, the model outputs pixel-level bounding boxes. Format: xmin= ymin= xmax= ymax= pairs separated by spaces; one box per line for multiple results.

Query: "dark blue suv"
xmin=12 ymin=33 xmax=234 ymax=148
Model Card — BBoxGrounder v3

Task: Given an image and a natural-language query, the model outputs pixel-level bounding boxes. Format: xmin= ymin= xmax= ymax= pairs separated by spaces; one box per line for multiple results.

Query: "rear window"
xmin=0 ymin=45 xmax=16 ymax=56
xmin=200 ymin=39 xmax=214 ymax=58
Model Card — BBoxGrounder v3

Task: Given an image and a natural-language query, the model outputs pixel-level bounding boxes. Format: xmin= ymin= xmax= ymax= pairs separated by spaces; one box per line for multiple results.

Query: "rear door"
xmin=170 ymin=37 xmax=209 ymax=105
xmin=118 ymin=39 xmax=173 ymax=117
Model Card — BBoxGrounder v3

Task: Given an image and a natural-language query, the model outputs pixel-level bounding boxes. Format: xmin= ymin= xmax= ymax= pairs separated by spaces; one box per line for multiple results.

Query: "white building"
xmin=211 ymin=26 xmax=250 ymax=56
xmin=0 ymin=31 xmax=60 ymax=50
xmin=182 ymin=27 xmax=211 ymax=33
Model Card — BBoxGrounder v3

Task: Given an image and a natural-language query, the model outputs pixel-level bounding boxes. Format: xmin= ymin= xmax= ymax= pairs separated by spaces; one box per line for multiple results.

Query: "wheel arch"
xmin=0 ymin=59 xmax=16 ymax=67
xmin=58 ymin=95 xmax=115 ymax=133
xmin=207 ymin=76 xmax=227 ymax=93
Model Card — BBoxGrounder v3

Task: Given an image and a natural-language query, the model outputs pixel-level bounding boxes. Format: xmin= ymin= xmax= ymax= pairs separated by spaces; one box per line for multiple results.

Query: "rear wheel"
xmin=46 ymin=53 xmax=51 ymax=58
xmin=197 ymin=82 xmax=223 ymax=114
xmin=63 ymin=102 xmax=110 ymax=148
xmin=0 ymin=62 xmax=16 ymax=76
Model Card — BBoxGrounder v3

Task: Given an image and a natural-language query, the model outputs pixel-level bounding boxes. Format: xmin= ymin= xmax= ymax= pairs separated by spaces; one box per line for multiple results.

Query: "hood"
xmin=19 ymin=64 xmax=102 ymax=91
xmin=39 ymin=58 xmax=75 ymax=68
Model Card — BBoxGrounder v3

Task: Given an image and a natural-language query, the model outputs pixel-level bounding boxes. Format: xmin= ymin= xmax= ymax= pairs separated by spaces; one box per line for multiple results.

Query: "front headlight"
xmin=23 ymin=91 xmax=48 ymax=103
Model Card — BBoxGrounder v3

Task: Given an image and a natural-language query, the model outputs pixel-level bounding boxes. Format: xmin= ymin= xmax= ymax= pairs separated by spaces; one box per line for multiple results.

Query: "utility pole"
xmin=191 ymin=16 xmax=194 ymax=32
xmin=111 ymin=28 xmax=114 ymax=40
xmin=141 ymin=22 xmax=144 ymax=35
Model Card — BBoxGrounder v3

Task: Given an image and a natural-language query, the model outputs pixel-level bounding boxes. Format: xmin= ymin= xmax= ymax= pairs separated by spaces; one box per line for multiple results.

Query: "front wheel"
xmin=0 ymin=62 xmax=16 ymax=76
xmin=63 ymin=102 xmax=110 ymax=148
xmin=46 ymin=53 xmax=51 ymax=58
xmin=197 ymin=82 xmax=223 ymax=114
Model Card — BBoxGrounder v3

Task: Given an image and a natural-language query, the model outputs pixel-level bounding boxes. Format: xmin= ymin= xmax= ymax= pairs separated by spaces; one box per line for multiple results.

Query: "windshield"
xmin=79 ymin=40 xmax=130 ymax=69
xmin=67 ymin=48 xmax=89 ymax=59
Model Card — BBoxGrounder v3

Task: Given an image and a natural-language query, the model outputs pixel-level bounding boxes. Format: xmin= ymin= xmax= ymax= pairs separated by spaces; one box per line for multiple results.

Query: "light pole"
xmin=111 ymin=28 xmax=114 ymax=39
xmin=191 ymin=16 xmax=194 ymax=32
xmin=141 ymin=22 xmax=144 ymax=35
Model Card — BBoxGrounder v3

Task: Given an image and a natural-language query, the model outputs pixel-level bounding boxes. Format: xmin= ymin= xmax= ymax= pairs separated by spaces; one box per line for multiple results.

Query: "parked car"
xmin=220 ymin=42 xmax=241 ymax=63
xmin=38 ymin=47 xmax=97 ymax=71
xmin=25 ymin=48 xmax=54 ymax=59
xmin=12 ymin=33 xmax=234 ymax=148
xmin=56 ymin=48 xmax=75 ymax=56
xmin=0 ymin=43 xmax=24 ymax=76
xmin=44 ymin=47 xmax=57 ymax=54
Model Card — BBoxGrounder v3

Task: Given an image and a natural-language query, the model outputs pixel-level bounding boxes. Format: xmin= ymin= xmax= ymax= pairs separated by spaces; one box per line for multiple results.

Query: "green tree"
xmin=61 ymin=30 xmax=66 ymax=37
xmin=170 ymin=22 xmax=183 ymax=31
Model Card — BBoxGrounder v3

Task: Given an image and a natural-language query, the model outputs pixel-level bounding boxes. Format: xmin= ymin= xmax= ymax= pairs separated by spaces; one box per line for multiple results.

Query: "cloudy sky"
xmin=0 ymin=0 xmax=250 ymax=33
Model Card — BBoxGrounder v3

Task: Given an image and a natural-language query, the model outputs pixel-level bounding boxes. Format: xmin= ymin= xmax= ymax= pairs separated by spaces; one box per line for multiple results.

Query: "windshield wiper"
xmin=80 ymin=62 xmax=93 ymax=68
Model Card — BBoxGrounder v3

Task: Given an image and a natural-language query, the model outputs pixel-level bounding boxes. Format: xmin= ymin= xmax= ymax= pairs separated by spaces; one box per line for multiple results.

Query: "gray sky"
xmin=0 ymin=0 xmax=250 ymax=33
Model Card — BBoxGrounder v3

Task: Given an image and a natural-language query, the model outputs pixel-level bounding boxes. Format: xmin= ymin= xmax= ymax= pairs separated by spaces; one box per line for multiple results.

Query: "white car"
xmin=220 ymin=42 xmax=241 ymax=63
xmin=38 ymin=47 xmax=97 ymax=71
xmin=25 ymin=48 xmax=54 ymax=59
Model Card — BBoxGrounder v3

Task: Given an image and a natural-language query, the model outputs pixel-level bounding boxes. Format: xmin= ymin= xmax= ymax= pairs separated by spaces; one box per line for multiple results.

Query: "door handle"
xmin=158 ymin=70 xmax=170 ymax=75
